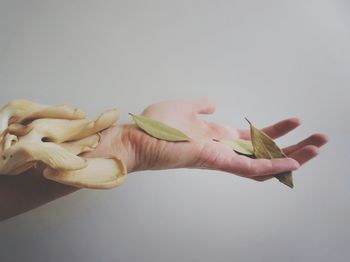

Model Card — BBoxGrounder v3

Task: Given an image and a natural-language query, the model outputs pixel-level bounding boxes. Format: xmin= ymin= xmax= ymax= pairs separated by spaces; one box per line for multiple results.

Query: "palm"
xmin=128 ymin=99 xmax=328 ymax=181
xmin=141 ymin=99 xmax=238 ymax=139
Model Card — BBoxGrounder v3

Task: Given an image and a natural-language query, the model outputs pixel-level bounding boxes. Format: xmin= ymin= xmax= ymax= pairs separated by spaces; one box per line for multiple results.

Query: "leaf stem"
xmin=244 ymin=117 xmax=252 ymax=125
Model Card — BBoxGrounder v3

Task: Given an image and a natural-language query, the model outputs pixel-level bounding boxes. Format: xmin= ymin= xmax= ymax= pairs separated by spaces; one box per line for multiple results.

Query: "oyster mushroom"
xmin=43 ymin=157 xmax=127 ymax=189
xmin=0 ymin=100 xmax=128 ymax=190
xmin=59 ymin=134 xmax=101 ymax=155
xmin=3 ymin=133 xmax=18 ymax=151
xmin=7 ymin=123 xmax=33 ymax=137
xmin=0 ymin=108 xmax=119 ymax=175
xmin=0 ymin=99 xmax=86 ymax=134
xmin=0 ymin=141 xmax=88 ymax=175
xmin=19 ymin=108 xmax=119 ymax=143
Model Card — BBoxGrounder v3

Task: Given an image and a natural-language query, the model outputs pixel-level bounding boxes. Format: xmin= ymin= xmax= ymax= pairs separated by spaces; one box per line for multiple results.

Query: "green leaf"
xmin=214 ymin=138 xmax=255 ymax=157
xmin=245 ymin=118 xmax=294 ymax=188
xmin=130 ymin=113 xmax=191 ymax=142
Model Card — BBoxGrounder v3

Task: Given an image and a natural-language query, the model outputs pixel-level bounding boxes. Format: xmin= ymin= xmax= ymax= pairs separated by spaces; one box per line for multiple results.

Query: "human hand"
xmin=87 ymin=98 xmax=328 ymax=182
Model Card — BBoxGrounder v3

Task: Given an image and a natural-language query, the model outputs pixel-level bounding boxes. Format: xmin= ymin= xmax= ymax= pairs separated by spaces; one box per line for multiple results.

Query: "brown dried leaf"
xmin=246 ymin=118 xmax=294 ymax=188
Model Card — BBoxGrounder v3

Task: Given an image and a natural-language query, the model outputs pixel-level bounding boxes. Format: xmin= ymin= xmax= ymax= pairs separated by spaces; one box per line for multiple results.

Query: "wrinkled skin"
xmin=86 ymin=98 xmax=328 ymax=182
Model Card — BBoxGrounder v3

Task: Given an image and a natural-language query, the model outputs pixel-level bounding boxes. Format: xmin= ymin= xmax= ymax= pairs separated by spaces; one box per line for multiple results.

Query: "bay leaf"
xmin=214 ymin=138 xmax=255 ymax=157
xmin=245 ymin=118 xmax=294 ymax=188
xmin=129 ymin=113 xmax=191 ymax=142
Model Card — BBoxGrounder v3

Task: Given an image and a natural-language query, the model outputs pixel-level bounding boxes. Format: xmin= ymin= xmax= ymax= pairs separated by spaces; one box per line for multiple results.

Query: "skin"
xmin=0 ymin=98 xmax=328 ymax=221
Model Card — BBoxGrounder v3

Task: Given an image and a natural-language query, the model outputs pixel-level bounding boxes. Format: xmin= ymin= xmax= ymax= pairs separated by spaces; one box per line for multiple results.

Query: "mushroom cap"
xmin=0 ymin=141 xmax=88 ymax=175
xmin=24 ymin=108 xmax=120 ymax=143
xmin=43 ymin=157 xmax=127 ymax=189
xmin=59 ymin=134 xmax=101 ymax=155
xmin=0 ymin=100 xmax=127 ymax=190
xmin=7 ymin=123 xmax=33 ymax=137
xmin=0 ymin=99 xmax=86 ymax=133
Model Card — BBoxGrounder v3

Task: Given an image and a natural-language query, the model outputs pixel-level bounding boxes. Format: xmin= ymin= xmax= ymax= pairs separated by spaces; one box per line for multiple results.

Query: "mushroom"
xmin=43 ymin=157 xmax=127 ymax=189
xmin=0 ymin=100 xmax=128 ymax=190
xmin=3 ymin=133 xmax=18 ymax=151
xmin=59 ymin=134 xmax=101 ymax=155
xmin=0 ymin=99 xmax=86 ymax=134
xmin=7 ymin=123 xmax=33 ymax=137
xmin=0 ymin=141 xmax=88 ymax=175
xmin=0 ymin=109 xmax=119 ymax=175
xmin=22 ymin=108 xmax=119 ymax=143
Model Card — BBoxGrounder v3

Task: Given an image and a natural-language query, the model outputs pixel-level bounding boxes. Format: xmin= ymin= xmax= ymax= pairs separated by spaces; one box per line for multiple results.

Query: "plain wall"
xmin=0 ymin=0 xmax=349 ymax=261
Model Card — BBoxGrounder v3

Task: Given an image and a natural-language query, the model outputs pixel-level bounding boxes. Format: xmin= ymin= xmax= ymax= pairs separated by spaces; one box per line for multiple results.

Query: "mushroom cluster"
xmin=0 ymin=100 xmax=127 ymax=189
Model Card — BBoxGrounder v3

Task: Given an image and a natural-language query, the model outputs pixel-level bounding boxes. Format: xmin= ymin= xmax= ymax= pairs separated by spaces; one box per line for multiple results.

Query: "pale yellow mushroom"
xmin=0 ymin=141 xmax=88 ymax=175
xmin=59 ymin=134 xmax=101 ymax=155
xmin=0 ymin=99 xmax=86 ymax=134
xmin=0 ymin=108 xmax=119 ymax=175
xmin=3 ymin=133 xmax=18 ymax=151
xmin=22 ymin=108 xmax=119 ymax=143
xmin=7 ymin=123 xmax=33 ymax=137
xmin=43 ymin=157 xmax=127 ymax=189
xmin=0 ymin=100 xmax=127 ymax=190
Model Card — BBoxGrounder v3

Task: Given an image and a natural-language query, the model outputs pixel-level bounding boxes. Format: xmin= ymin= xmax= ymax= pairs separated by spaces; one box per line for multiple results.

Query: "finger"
xmin=192 ymin=98 xmax=216 ymax=115
xmin=194 ymin=141 xmax=298 ymax=177
xmin=283 ymin=133 xmax=329 ymax=155
xmin=253 ymin=175 xmax=274 ymax=182
xmin=208 ymin=148 xmax=299 ymax=177
xmin=238 ymin=118 xmax=301 ymax=140
xmin=252 ymin=144 xmax=323 ymax=182
xmin=288 ymin=145 xmax=320 ymax=165
xmin=233 ymin=157 xmax=300 ymax=177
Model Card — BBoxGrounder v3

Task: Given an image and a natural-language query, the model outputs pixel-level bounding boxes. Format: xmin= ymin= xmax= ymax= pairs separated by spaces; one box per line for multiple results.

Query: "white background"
xmin=0 ymin=0 xmax=349 ymax=261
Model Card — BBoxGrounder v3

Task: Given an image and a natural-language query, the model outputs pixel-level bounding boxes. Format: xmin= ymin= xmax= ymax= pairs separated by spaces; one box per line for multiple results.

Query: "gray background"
xmin=0 ymin=0 xmax=349 ymax=261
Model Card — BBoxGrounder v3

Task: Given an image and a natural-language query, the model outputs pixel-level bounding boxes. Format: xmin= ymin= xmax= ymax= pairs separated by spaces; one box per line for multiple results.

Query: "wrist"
xmin=83 ymin=124 xmax=137 ymax=173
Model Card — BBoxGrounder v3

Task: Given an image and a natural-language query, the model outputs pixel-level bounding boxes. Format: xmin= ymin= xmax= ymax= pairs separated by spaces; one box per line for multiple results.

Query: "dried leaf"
xmin=214 ymin=138 xmax=255 ymax=157
xmin=245 ymin=118 xmax=294 ymax=188
xmin=130 ymin=113 xmax=191 ymax=142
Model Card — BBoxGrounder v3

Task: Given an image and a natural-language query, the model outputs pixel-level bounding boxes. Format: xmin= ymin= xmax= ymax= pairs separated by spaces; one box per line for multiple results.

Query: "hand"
xmin=87 ymin=98 xmax=328 ymax=182
xmin=0 ymin=98 xmax=328 ymax=220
